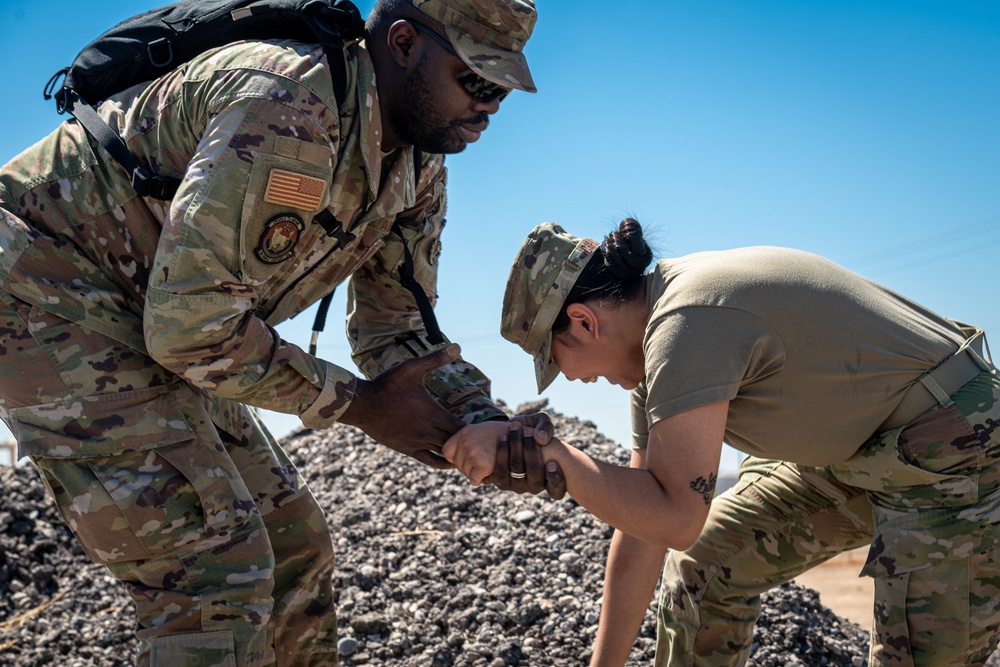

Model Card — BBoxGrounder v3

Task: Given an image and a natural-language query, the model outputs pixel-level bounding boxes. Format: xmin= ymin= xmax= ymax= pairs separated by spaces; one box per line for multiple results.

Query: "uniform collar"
xmin=356 ymin=44 xmax=416 ymax=208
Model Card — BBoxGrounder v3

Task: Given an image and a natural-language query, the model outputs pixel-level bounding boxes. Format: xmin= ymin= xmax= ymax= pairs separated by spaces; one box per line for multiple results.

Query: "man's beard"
xmin=387 ymin=58 xmax=488 ymax=155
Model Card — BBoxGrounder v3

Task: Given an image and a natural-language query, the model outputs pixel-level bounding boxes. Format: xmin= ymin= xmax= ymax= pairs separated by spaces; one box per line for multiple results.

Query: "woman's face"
xmin=550 ymin=324 xmax=646 ymax=391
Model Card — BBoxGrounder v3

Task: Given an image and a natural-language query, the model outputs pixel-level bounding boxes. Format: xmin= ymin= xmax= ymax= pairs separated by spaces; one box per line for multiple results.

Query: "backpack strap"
xmin=57 ymin=40 xmax=353 ymax=202
xmin=309 ymin=149 xmax=441 ymax=355
xmin=395 ymin=147 xmax=443 ymax=342
xmin=69 ymin=95 xmax=181 ymax=200
xmin=391 ymin=218 xmax=444 ymax=346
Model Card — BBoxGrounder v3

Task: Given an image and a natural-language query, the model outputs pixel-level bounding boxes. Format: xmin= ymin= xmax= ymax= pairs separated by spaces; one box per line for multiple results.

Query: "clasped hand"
xmin=444 ymin=421 xmax=566 ymax=500
xmin=340 ymin=343 xmax=565 ymax=498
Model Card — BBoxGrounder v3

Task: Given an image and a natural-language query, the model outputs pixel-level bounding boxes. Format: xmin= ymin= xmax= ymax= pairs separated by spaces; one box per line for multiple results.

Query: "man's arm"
xmin=144 ymin=98 xmax=484 ymax=465
xmin=345 ymin=153 xmax=506 ymax=424
xmin=143 ymin=74 xmax=363 ymax=425
xmin=341 ymin=155 xmax=566 ymax=488
xmin=138 ymin=47 xmax=554 ymax=475
xmin=339 ymin=343 xmax=464 ymax=467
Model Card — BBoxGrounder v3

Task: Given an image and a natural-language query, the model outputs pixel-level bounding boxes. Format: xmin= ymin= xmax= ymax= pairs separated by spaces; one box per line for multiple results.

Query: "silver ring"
xmin=509 ymin=471 xmax=527 ymax=479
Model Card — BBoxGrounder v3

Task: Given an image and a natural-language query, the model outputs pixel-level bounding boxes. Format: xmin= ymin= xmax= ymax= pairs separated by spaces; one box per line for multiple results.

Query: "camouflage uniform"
xmin=499 ymin=223 xmax=1000 ymax=667
xmin=657 ymin=368 xmax=1000 ymax=667
xmin=0 ymin=1 xmax=538 ymax=665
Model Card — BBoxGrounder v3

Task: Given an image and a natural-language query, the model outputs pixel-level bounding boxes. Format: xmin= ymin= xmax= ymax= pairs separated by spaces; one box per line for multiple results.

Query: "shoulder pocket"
xmin=239 ymin=152 xmax=333 ymax=282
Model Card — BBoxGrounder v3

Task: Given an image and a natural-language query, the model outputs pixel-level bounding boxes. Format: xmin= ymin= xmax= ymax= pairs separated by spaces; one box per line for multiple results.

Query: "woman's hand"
xmin=443 ymin=421 xmax=511 ymax=485
xmin=444 ymin=422 xmax=567 ymax=499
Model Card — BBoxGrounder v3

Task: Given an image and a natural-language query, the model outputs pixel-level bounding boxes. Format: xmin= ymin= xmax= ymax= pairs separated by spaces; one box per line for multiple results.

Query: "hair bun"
xmin=601 ymin=218 xmax=652 ymax=280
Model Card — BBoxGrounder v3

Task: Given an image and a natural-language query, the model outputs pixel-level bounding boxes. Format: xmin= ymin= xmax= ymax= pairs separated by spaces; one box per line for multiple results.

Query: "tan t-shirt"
xmin=631 ymin=247 xmax=967 ymax=465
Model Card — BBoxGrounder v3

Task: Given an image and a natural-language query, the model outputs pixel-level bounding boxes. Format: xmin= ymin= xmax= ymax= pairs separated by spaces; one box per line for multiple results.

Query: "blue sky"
xmin=1 ymin=0 xmax=998 ymax=476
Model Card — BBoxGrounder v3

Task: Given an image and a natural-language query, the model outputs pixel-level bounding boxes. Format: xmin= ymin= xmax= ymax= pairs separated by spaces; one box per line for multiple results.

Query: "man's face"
xmin=385 ymin=28 xmax=504 ymax=155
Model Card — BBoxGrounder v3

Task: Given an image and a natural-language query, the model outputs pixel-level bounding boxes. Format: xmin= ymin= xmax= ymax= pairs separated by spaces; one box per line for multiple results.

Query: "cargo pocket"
xmin=871 ymin=559 xmax=971 ymax=665
xmin=833 ymin=406 xmax=988 ymax=578
xmin=150 ymin=629 xmax=236 ymax=667
xmin=830 ymin=416 xmax=979 ymax=508
xmin=11 ymin=386 xmax=241 ymax=565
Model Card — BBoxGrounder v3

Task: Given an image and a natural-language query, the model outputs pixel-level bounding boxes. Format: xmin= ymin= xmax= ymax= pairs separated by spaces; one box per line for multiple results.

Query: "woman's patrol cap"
xmin=501 ymin=223 xmax=600 ymax=393
xmin=412 ymin=0 xmax=538 ymax=92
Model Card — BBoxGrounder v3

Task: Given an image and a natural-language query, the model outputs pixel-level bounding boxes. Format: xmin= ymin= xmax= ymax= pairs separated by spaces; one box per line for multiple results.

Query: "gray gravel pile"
xmin=746 ymin=584 xmax=869 ymax=667
xmin=0 ymin=456 xmax=134 ymax=664
xmin=2 ymin=400 xmax=991 ymax=666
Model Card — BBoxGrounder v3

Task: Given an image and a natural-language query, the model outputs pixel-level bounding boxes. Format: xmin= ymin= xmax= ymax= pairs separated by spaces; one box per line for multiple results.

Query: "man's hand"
xmin=511 ymin=411 xmax=554 ymax=446
xmin=445 ymin=420 xmax=567 ymax=500
xmin=340 ymin=344 xmax=465 ymax=469
xmin=491 ymin=422 xmax=567 ymax=500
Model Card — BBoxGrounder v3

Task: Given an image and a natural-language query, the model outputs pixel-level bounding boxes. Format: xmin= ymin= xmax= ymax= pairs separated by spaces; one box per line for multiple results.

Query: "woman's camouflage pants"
xmin=0 ymin=295 xmax=339 ymax=666
xmin=656 ymin=371 xmax=1000 ymax=667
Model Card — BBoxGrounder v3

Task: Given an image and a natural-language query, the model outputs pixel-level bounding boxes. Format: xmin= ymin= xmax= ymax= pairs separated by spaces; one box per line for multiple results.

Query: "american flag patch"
xmin=264 ymin=169 xmax=327 ymax=211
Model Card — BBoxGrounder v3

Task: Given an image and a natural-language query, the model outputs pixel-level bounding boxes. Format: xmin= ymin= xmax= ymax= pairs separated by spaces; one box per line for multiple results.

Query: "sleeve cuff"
xmin=300 ymin=362 xmax=359 ymax=429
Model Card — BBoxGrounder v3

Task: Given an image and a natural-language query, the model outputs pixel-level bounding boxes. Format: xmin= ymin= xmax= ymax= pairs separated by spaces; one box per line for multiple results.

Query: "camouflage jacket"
xmin=0 ymin=39 xmax=503 ymax=430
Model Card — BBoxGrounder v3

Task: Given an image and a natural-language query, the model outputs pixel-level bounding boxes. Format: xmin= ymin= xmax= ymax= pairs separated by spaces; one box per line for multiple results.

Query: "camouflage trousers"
xmin=656 ymin=370 xmax=1000 ymax=667
xmin=0 ymin=294 xmax=339 ymax=666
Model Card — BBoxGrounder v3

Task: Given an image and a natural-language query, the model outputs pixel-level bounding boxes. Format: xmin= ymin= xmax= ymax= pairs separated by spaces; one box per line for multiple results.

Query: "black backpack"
xmin=44 ymin=0 xmax=365 ymax=201
xmin=43 ymin=0 xmax=444 ymax=349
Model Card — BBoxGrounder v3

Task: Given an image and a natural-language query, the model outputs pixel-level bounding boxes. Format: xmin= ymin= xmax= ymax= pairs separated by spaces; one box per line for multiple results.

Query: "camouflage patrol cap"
xmin=412 ymin=0 xmax=538 ymax=93
xmin=501 ymin=223 xmax=601 ymax=393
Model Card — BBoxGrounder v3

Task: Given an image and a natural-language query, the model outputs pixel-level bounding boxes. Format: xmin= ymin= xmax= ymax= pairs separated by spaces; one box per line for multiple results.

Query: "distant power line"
xmin=435 ymin=216 xmax=1000 ymax=351
xmin=845 ymin=215 xmax=1000 ymax=276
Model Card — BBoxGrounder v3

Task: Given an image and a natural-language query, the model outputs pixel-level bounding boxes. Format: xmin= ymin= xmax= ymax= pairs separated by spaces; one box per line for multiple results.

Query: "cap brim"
xmin=446 ymin=25 xmax=537 ymax=93
xmin=532 ymin=331 xmax=560 ymax=393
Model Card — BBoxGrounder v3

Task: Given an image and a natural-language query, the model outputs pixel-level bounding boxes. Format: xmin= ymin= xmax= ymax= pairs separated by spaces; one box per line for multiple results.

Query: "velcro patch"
xmin=255 ymin=214 xmax=304 ymax=264
xmin=264 ymin=169 xmax=326 ymax=211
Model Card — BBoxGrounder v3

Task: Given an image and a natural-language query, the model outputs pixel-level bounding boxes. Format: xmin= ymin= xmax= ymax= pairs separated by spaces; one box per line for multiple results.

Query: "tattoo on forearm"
xmin=690 ymin=472 xmax=718 ymax=506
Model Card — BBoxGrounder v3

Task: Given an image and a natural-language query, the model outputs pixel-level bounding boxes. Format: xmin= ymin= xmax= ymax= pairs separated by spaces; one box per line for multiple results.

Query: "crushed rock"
xmin=2 ymin=401 xmax=996 ymax=666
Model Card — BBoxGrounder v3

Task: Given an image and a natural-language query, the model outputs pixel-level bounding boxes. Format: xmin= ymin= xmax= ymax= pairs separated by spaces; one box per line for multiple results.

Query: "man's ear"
xmin=386 ymin=19 xmax=421 ymax=68
xmin=565 ymin=303 xmax=600 ymax=341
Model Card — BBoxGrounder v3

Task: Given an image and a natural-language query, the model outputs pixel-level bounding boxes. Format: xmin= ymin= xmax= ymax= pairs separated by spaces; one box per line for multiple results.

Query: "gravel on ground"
xmin=3 ymin=401 xmax=993 ymax=666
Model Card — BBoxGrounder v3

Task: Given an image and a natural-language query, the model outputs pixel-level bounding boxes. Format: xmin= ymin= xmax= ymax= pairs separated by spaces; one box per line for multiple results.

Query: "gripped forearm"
xmin=541 ymin=439 xmax=701 ymax=548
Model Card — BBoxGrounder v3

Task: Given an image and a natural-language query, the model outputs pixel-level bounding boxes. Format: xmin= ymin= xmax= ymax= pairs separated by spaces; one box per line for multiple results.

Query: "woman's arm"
xmin=444 ymin=400 xmax=728 ymax=548
xmin=593 ymin=530 xmax=668 ymax=666
xmin=527 ymin=400 xmax=726 ymax=547
xmin=590 ymin=449 xmax=669 ymax=667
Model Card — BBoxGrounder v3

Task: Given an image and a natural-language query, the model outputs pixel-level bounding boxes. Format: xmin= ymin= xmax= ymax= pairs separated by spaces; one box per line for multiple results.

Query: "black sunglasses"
xmin=408 ymin=20 xmax=512 ymax=104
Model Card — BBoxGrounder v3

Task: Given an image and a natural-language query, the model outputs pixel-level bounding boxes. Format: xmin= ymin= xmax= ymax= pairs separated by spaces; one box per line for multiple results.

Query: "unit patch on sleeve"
xmin=264 ymin=169 xmax=327 ymax=211
xmin=255 ymin=214 xmax=305 ymax=264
